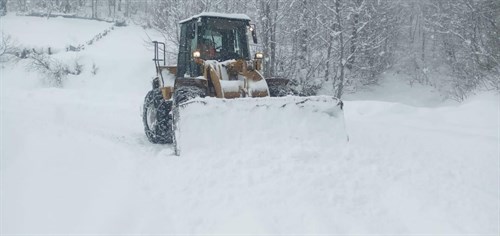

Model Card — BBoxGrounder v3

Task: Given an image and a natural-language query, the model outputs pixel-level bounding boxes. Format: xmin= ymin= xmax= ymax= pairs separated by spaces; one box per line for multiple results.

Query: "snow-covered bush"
xmin=114 ymin=19 xmax=127 ymax=27
xmin=73 ymin=60 xmax=83 ymax=75
xmin=28 ymin=53 xmax=82 ymax=87
xmin=289 ymin=71 xmax=324 ymax=96
xmin=0 ymin=33 xmax=19 ymax=62
xmin=91 ymin=62 xmax=98 ymax=75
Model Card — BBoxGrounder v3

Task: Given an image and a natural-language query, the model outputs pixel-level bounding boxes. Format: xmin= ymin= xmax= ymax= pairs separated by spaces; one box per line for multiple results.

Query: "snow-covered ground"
xmin=1 ymin=14 xmax=113 ymax=53
xmin=1 ymin=15 xmax=499 ymax=234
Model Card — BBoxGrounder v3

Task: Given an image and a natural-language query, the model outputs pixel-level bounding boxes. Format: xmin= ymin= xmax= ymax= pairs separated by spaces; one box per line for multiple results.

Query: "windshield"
xmin=194 ymin=18 xmax=250 ymax=61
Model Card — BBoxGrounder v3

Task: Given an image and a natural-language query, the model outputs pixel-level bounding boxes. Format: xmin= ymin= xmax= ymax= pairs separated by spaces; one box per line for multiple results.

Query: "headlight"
xmin=255 ymin=52 xmax=263 ymax=59
xmin=192 ymin=50 xmax=201 ymax=58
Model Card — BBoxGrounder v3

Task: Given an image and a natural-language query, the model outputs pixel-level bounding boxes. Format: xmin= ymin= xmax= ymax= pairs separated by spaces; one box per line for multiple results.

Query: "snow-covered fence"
xmin=67 ymin=26 xmax=114 ymax=52
xmin=5 ymin=27 xmax=115 ymax=56
xmin=14 ymin=47 xmax=52 ymax=59
xmin=19 ymin=11 xmax=114 ymax=23
xmin=86 ymin=27 xmax=114 ymax=46
xmin=66 ymin=44 xmax=85 ymax=52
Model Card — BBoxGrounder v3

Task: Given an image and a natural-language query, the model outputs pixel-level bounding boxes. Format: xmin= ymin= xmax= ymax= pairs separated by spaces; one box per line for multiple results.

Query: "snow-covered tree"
xmin=397 ymin=0 xmax=499 ymax=100
xmin=0 ymin=0 xmax=7 ymax=16
xmin=6 ymin=0 xmax=497 ymax=100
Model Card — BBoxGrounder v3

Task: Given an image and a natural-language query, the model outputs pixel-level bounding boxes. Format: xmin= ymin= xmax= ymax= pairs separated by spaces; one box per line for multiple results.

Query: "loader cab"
xmin=176 ymin=13 xmax=253 ymax=78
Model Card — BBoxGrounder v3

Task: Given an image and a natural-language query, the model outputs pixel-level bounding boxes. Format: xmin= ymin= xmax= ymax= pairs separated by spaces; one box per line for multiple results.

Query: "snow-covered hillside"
xmin=1 ymin=15 xmax=499 ymax=234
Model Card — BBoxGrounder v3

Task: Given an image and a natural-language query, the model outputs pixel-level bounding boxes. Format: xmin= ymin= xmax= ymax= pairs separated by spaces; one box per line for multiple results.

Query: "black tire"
xmin=173 ymin=86 xmax=206 ymax=106
xmin=268 ymin=84 xmax=292 ymax=97
xmin=142 ymin=89 xmax=173 ymax=144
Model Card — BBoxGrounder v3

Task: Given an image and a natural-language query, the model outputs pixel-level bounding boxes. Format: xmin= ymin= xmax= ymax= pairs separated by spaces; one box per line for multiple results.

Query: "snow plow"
xmin=142 ymin=12 xmax=347 ymax=155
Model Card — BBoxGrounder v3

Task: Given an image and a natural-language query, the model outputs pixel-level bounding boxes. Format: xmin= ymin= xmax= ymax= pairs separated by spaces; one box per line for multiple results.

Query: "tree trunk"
xmin=269 ymin=0 xmax=278 ymax=77
xmin=18 ymin=0 xmax=26 ymax=12
xmin=91 ymin=0 xmax=96 ymax=18
xmin=108 ymin=0 xmax=112 ymax=17
xmin=325 ymin=29 xmax=334 ymax=81
xmin=335 ymin=0 xmax=345 ymax=99
xmin=260 ymin=0 xmax=271 ymax=77
xmin=347 ymin=0 xmax=362 ymax=70
xmin=125 ymin=0 xmax=130 ymax=17
xmin=298 ymin=0 xmax=308 ymax=69
xmin=64 ymin=0 xmax=71 ymax=13
xmin=0 ymin=0 xmax=7 ymax=16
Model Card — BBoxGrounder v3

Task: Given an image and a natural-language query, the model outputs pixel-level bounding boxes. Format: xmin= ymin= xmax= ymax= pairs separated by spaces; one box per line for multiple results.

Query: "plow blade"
xmin=173 ymin=96 xmax=348 ymax=156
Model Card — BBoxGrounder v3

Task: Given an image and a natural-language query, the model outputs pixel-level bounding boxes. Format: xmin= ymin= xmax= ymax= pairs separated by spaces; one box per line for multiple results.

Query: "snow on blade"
xmin=174 ymin=96 xmax=347 ymax=156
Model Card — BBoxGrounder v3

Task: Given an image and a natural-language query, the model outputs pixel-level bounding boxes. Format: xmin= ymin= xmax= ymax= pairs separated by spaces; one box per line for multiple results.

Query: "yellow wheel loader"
xmin=142 ymin=13 xmax=347 ymax=155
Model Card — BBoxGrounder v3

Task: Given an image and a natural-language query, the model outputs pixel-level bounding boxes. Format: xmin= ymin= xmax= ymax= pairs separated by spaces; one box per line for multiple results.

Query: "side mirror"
xmin=249 ymin=24 xmax=258 ymax=44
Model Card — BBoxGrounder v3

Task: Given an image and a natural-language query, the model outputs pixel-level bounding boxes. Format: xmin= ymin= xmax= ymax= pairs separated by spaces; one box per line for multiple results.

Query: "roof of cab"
xmin=179 ymin=12 xmax=251 ymax=24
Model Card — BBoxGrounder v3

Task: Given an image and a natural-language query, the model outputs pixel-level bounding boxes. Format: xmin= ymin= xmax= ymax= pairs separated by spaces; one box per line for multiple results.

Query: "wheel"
xmin=173 ymin=86 xmax=206 ymax=106
xmin=268 ymin=84 xmax=292 ymax=97
xmin=142 ymin=89 xmax=173 ymax=144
